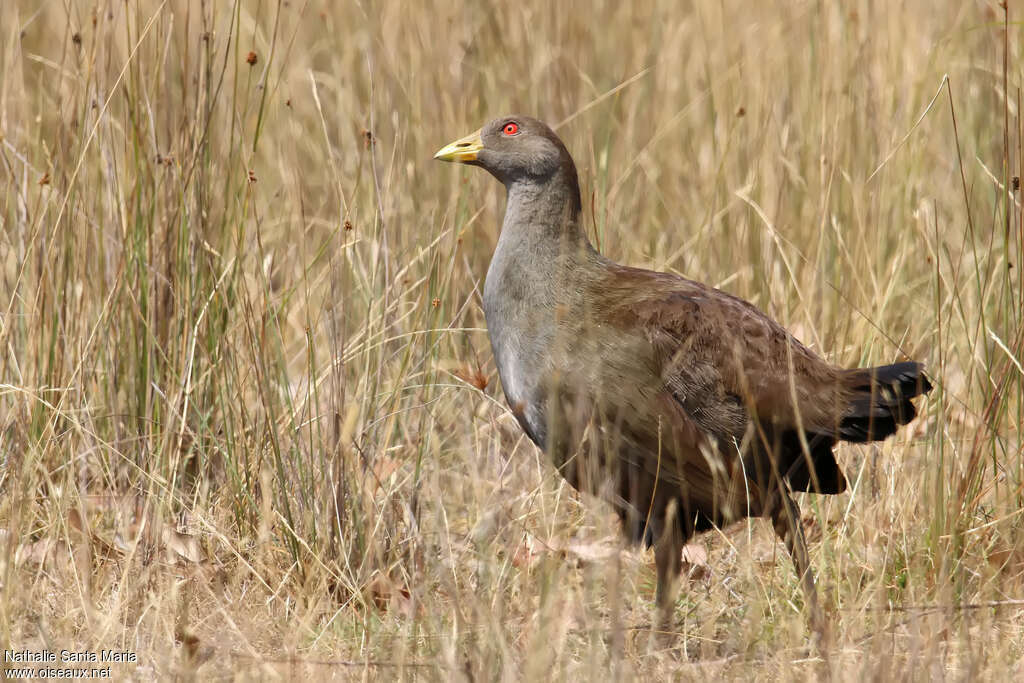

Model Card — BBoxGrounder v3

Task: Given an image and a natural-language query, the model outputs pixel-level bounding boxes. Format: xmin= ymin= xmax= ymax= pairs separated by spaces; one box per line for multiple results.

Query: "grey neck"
xmin=484 ymin=172 xmax=596 ymax=307
xmin=499 ymin=167 xmax=591 ymax=260
xmin=479 ymin=164 xmax=604 ymax=445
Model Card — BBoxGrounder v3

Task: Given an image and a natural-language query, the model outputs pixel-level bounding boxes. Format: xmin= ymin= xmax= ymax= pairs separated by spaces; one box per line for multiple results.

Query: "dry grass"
xmin=1 ymin=0 xmax=1022 ymax=679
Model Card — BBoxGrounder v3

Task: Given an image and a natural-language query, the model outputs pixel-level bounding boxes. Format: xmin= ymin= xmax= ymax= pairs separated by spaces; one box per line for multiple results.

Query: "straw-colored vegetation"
xmin=1 ymin=1 xmax=1022 ymax=679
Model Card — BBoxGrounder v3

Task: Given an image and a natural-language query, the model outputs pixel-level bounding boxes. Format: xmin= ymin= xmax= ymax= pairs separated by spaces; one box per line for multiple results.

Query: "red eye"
xmin=503 ymin=122 xmax=519 ymax=136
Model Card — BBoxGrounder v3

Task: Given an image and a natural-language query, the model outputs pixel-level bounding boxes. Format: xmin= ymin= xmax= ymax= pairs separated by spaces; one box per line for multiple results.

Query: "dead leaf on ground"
xmin=510 ymin=533 xmax=621 ymax=570
xmin=161 ymin=527 xmax=204 ymax=564
xmin=15 ymin=537 xmax=62 ymax=566
xmin=680 ymin=542 xmax=710 ymax=581
xmin=564 ymin=537 xmax=619 ymax=565
xmin=801 ymin=513 xmax=823 ymax=544
xmin=364 ymin=573 xmax=413 ymax=616
xmin=370 ymin=455 xmax=401 ymax=492
xmin=13 ymin=495 xmax=205 ymax=569
xmin=510 ymin=533 xmax=546 ymax=569
xmin=987 ymin=547 xmax=1024 ymax=579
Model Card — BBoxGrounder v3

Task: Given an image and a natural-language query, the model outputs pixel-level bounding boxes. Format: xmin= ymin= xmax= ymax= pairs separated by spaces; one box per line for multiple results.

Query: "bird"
xmin=434 ymin=115 xmax=932 ymax=640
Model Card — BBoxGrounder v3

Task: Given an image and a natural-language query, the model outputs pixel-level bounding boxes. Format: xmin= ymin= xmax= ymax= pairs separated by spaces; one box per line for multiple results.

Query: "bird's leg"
xmin=653 ymin=499 xmax=684 ymax=642
xmin=769 ymin=488 xmax=829 ymax=652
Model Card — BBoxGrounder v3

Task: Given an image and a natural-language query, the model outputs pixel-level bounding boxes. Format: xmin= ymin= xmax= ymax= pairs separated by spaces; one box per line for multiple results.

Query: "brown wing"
xmin=598 ymin=265 xmax=844 ymax=431
xmin=594 ymin=263 xmax=849 ymax=495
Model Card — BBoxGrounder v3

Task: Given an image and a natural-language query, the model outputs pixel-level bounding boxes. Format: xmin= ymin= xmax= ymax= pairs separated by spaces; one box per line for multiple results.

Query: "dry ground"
xmin=1 ymin=1 xmax=1023 ymax=680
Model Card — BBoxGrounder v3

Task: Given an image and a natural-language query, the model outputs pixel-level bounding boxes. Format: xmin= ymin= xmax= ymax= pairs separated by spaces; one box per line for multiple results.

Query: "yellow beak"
xmin=433 ymin=129 xmax=483 ymax=163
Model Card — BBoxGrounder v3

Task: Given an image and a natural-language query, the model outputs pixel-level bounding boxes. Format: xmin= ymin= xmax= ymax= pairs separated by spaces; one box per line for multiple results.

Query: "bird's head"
xmin=435 ymin=116 xmax=582 ymax=219
xmin=434 ymin=115 xmax=573 ymax=186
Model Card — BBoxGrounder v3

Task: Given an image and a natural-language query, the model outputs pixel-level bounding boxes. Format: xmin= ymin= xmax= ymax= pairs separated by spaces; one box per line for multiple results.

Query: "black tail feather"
xmin=749 ymin=362 xmax=930 ymax=496
xmin=838 ymin=361 xmax=932 ymax=443
xmin=784 ymin=431 xmax=847 ymax=494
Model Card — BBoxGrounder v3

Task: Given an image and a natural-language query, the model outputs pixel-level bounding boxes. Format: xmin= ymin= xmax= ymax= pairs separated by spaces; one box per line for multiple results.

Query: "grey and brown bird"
xmin=434 ymin=116 xmax=932 ymax=638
